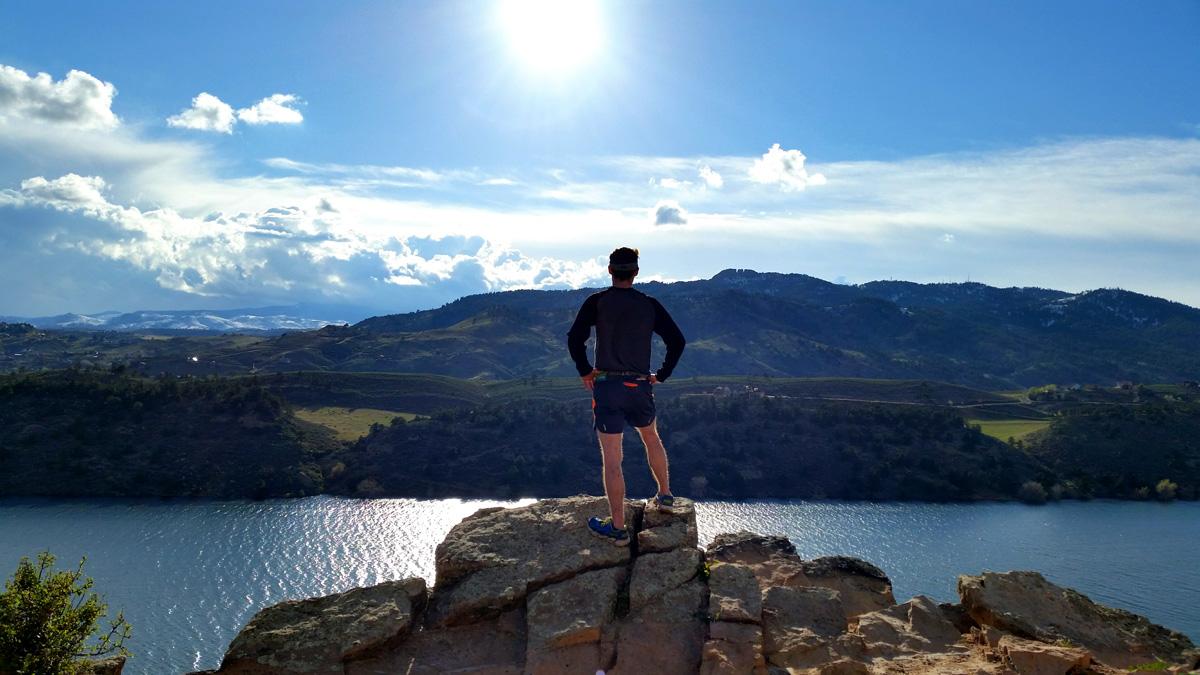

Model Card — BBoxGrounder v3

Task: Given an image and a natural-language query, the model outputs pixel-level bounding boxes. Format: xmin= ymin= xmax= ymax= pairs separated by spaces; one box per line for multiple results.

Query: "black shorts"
xmin=592 ymin=376 xmax=655 ymax=433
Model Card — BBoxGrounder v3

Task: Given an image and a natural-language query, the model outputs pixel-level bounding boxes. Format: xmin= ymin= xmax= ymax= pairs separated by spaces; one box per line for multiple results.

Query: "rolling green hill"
xmin=4 ymin=270 xmax=1199 ymax=387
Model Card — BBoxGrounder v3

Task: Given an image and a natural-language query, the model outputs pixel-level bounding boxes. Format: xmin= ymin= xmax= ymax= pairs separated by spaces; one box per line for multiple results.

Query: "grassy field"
xmin=295 ymin=406 xmax=420 ymax=441
xmin=965 ymin=418 xmax=1051 ymax=442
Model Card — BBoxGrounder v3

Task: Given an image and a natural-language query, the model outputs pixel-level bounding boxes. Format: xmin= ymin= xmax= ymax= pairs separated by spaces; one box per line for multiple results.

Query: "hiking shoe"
xmin=587 ymin=516 xmax=630 ymax=546
xmin=651 ymin=494 xmax=675 ymax=513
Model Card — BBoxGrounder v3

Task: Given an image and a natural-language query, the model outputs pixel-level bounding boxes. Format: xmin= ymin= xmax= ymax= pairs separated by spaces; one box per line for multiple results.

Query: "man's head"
xmin=608 ymin=247 xmax=639 ymax=282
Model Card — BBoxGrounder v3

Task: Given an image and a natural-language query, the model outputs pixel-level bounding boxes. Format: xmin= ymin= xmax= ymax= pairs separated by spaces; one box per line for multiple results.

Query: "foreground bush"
xmin=0 ymin=552 xmax=131 ymax=675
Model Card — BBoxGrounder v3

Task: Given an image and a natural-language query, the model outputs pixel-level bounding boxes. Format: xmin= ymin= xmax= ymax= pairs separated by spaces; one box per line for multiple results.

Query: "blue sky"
xmin=1 ymin=0 xmax=1198 ymax=316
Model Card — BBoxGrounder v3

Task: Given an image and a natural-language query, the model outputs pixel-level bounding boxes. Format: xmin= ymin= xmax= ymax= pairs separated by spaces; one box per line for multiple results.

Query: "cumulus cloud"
xmin=167 ymin=92 xmax=302 ymax=133
xmin=749 ymin=143 xmax=826 ymax=191
xmin=0 ymin=65 xmax=119 ymax=130
xmin=236 ymin=94 xmax=303 ymax=125
xmin=167 ymin=92 xmax=237 ymax=133
xmin=5 ymin=173 xmax=607 ymax=302
xmin=699 ymin=164 xmax=723 ymax=189
xmin=653 ymin=199 xmax=688 ymax=225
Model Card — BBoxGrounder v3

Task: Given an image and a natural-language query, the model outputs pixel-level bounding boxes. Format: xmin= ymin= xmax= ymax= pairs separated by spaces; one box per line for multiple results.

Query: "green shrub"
xmin=1155 ymin=479 xmax=1178 ymax=502
xmin=1018 ymin=480 xmax=1048 ymax=505
xmin=0 ymin=552 xmax=131 ymax=675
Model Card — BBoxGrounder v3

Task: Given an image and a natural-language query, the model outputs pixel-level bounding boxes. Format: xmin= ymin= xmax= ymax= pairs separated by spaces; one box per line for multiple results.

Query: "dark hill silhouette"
xmin=3 ymin=270 xmax=1198 ymax=387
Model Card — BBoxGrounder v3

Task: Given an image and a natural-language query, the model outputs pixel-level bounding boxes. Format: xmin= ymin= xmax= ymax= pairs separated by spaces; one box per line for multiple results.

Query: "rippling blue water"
xmin=1 ymin=497 xmax=1196 ymax=674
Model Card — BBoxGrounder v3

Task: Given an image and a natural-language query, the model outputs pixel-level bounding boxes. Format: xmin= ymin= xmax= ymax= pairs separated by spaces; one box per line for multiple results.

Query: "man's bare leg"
xmin=636 ymin=421 xmax=671 ymax=497
xmin=597 ymin=431 xmax=626 ymax=530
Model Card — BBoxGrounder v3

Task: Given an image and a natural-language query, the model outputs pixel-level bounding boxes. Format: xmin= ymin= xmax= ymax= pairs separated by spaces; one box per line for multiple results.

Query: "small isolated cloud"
xmin=479 ymin=177 xmax=517 ymax=186
xmin=653 ymin=199 xmax=688 ymax=226
xmin=655 ymin=177 xmax=691 ymax=190
xmin=699 ymin=164 xmax=724 ymax=189
xmin=237 ymin=94 xmax=303 ymax=125
xmin=749 ymin=143 xmax=826 ymax=191
xmin=168 ymin=92 xmax=302 ymax=133
xmin=0 ymin=65 xmax=119 ymax=130
xmin=167 ymin=92 xmax=236 ymax=133
xmin=942 ymin=233 xmax=955 ymax=243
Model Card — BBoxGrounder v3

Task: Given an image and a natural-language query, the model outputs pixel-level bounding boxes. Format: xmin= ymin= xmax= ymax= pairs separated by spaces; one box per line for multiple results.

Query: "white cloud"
xmin=167 ymin=92 xmax=303 ymax=133
xmin=699 ymin=164 xmax=723 ymax=189
xmin=18 ymin=174 xmax=109 ymax=208
xmin=653 ymin=199 xmax=688 ymax=225
xmin=942 ymin=233 xmax=955 ymax=243
xmin=655 ymin=177 xmax=691 ymax=189
xmin=749 ymin=143 xmax=826 ymax=191
xmin=237 ymin=94 xmax=303 ymax=125
xmin=167 ymin=92 xmax=237 ymax=133
xmin=0 ymin=65 xmax=118 ymax=130
xmin=6 ymin=172 xmax=608 ymax=302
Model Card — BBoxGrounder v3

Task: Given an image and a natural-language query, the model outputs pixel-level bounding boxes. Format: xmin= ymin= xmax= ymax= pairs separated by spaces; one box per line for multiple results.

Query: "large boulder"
xmin=700 ymin=621 xmax=768 ymax=675
xmin=706 ymin=531 xmax=894 ymax=620
xmin=707 ymin=562 xmax=762 ymax=623
xmin=609 ymin=579 xmax=708 ymax=675
xmin=610 ymin=544 xmax=707 ymax=675
xmin=958 ymin=571 xmax=1197 ymax=669
xmin=524 ymin=565 xmax=627 ymax=675
xmin=217 ymin=578 xmax=426 ymax=674
xmin=429 ymin=496 xmax=639 ymax=626
xmin=346 ymin=607 xmax=526 ymax=675
xmin=761 ymin=585 xmax=847 ymax=669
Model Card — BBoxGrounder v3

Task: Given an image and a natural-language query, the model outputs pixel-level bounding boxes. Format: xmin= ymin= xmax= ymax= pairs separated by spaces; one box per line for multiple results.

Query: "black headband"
xmin=609 ymin=262 xmax=639 ymax=272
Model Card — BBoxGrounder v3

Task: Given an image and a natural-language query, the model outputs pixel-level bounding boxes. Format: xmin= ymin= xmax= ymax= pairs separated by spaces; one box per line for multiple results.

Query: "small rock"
xmin=998 ymin=634 xmax=1091 ymax=675
xmin=79 ymin=656 xmax=125 ymax=675
xmin=857 ymin=595 xmax=965 ymax=657
xmin=638 ymin=518 xmax=698 ymax=553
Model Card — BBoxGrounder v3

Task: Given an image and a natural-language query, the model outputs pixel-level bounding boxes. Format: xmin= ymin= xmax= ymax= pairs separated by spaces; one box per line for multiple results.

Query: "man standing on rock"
xmin=567 ymin=247 xmax=687 ymax=545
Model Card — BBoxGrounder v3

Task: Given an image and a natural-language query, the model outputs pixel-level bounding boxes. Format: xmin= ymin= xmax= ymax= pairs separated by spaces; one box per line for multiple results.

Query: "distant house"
xmin=1183 ymin=380 xmax=1200 ymax=390
xmin=1116 ymin=381 xmax=1135 ymax=390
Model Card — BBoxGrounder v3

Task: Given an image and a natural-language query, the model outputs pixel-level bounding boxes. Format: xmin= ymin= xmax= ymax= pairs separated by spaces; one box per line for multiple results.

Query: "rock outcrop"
xmin=959 ymin=570 xmax=1198 ymax=669
xmin=195 ymin=497 xmax=1199 ymax=675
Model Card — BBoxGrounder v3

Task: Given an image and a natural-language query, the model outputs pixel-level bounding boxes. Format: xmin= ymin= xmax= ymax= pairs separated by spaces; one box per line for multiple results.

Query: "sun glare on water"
xmin=498 ymin=0 xmax=605 ymax=75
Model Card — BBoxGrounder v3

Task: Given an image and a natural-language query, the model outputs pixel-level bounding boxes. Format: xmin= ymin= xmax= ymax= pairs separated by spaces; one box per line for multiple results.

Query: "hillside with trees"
xmin=0 ymin=369 xmax=340 ymax=498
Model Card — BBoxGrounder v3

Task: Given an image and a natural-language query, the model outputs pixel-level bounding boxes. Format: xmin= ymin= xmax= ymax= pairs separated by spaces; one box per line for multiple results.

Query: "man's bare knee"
xmin=635 ymin=422 xmax=661 ymax=441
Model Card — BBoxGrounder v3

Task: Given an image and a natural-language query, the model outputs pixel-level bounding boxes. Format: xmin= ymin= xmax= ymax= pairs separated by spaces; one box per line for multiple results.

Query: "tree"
xmin=0 ymin=552 xmax=131 ymax=675
xmin=1018 ymin=480 xmax=1048 ymax=505
xmin=1155 ymin=478 xmax=1179 ymax=502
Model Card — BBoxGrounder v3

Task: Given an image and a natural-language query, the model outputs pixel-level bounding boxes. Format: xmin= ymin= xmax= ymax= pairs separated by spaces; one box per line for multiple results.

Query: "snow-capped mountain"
xmin=0 ymin=305 xmax=368 ymax=333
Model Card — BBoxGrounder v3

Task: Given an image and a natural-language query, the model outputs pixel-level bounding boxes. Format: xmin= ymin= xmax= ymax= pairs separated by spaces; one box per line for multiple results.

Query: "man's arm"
xmin=566 ymin=294 xmax=598 ymax=377
xmin=650 ymin=298 xmax=686 ymax=382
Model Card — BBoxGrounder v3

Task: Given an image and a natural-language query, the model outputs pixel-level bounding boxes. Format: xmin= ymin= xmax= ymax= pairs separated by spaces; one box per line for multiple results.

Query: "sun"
xmin=497 ymin=0 xmax=605 ymax=75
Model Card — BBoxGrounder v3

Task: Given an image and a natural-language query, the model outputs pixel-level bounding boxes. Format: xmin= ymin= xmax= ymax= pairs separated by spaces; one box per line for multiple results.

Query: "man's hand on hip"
xmin=581 ymin=369 xmax=599 ymax=391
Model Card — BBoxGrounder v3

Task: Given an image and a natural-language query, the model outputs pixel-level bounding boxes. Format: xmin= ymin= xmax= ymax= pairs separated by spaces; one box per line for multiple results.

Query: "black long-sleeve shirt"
xmin=566 ymin=286 xmax=686 ymax=381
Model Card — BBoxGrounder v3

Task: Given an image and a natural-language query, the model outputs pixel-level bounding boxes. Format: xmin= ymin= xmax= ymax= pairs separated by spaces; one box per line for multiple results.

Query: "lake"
xmin=1 ymin=497 xmax=1197 ymax=674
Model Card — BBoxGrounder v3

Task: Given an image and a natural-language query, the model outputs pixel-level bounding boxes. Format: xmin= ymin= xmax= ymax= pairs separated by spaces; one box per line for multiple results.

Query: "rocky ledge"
xmin=191 ymin=496 xmax=1199 ymax=675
